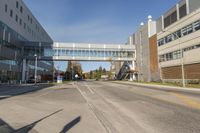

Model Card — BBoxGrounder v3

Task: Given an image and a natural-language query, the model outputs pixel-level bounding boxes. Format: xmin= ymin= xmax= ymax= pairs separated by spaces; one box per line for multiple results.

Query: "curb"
xmin=111 ymin=81 xmax=200 ymax=92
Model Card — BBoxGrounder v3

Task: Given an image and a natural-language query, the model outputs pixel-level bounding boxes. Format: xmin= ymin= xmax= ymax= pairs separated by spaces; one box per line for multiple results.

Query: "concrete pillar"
xmin=176 ymin=4 xmax=180 ymax=20
xmin=161 ymin=15 xmax=164 ymax=30
xmin=186 ymin=0 xmax=190 ymax=15
xmin=3 ymin=27 xmax=6 ymax=41
xmin=132 ymin=61 xmax=136 ymax=81
xmin=22 ymin=59 xmax=26 ymax=82
xmin=0 ymin=43 xmax=1 ymax=53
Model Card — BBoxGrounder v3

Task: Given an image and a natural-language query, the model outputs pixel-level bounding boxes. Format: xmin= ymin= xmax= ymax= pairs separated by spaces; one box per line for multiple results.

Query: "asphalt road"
xmin=0 ymin=81 xmax=200 ymax=133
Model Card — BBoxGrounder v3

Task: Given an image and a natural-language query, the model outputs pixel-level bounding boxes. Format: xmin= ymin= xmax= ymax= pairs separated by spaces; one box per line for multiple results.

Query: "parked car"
xmin=27 ymin=76 xmax=41 ymax=83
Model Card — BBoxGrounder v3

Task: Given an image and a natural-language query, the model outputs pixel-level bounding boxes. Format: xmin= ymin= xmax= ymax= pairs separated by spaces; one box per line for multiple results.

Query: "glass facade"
xmin=0 ymin=20 xmax=53 ymax=83
xmin=0 ymin=1 xmax=53 ymax=83
xmin=0 ymin=20 xmax=24 ymax=83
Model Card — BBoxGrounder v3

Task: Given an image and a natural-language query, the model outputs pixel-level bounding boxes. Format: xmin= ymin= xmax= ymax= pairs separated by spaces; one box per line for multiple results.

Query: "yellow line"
xmin=171 ymin=93 xmax=200 ymax=110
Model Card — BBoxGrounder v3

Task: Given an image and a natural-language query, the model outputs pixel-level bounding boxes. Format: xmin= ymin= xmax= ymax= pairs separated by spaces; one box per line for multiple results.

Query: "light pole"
xmin=162 ymin=30 xmax=185 ymax=87
xmin=139 ymin=22 xmax=144 ymax=82
xmin=34 ymin=54 xmax=38 ymax=84
xmin=75 ymin=74 xmax=78 ymax=82
xmin=159 ymin=61 xmax=163 ymax=83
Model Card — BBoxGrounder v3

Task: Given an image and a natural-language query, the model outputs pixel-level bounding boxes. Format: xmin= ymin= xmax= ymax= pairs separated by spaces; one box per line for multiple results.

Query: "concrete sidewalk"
xmin=0 ymin=84 xmax=53 ymax=100
xmin=112 ymin=81 xmax=200 ymax=92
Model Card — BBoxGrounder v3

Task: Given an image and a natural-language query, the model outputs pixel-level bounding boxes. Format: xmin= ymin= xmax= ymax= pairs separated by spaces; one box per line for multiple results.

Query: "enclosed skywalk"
xmin=23 ymin=42 xmax=136 ymax=61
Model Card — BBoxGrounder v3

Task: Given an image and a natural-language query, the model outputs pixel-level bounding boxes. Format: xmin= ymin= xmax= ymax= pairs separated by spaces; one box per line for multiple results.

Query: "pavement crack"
xmin=73 ymin=83 xmax=117 ymax=133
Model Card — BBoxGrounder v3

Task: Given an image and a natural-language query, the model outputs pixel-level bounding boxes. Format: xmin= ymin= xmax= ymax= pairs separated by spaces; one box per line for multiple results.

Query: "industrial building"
xmin=122 ymin=0 xmax=200 ymax=83
xmin=157 ymin=0 xmax=200 ymax=83
xmin=127 ymin=16 xmax=159 ymax=82
xmin=0 ymin=0 xmax=53 ymax=83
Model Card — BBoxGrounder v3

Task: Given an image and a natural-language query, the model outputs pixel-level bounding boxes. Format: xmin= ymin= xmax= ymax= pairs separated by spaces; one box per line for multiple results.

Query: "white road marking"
xmin=73 ymin=83 xmax=111 ymax=133
xmin=84 ymin=82 xmax=95 ymax=94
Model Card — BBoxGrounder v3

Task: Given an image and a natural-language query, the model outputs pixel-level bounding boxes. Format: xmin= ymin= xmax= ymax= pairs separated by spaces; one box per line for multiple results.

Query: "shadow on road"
xmin=59 ymin=116 xmax=81 ymax=133
xmin=0 ymin=109 xmax=63 ymax=133
xmin=0 ymin=84 xmax=54 ymax=100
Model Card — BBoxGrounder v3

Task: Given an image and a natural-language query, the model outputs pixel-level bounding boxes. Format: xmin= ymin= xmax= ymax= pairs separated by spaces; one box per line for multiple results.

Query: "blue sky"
xmin=23 ymin=0 xmax=178 ymax=72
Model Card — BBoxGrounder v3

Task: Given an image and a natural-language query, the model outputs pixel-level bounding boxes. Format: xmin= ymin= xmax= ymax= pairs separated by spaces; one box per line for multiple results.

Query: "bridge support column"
xmin=132 ymin=61 xmax=136 ymax=81
xmin=129 ymin=61 xmax=136 ymax=81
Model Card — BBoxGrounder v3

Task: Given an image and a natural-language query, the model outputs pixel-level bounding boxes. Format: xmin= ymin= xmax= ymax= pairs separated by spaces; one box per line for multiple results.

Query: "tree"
xmin=89 ymin=71 xmax=93 ymax=79
xmin=66 ymin=61 xmax=83 ymax=80
xmin=99 ymin=66 xmax=103 ymax=75
xmin=102 ymin=68 xmax=107 ymax=75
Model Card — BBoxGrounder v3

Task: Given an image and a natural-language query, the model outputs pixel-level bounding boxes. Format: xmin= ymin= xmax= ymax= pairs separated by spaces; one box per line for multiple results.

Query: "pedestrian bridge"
xmin=24 ymin=42 xmax=136 ymax=61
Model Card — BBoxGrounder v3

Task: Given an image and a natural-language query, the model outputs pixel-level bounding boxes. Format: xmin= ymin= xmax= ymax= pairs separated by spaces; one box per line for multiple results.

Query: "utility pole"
xmin=34 ymin=54 xmax=38 ymax=85
xmin=162 ymin=30 xmax=185 ymax=87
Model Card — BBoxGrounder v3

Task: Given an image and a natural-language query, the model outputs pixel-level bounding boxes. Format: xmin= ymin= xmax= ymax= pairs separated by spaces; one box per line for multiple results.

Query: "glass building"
xmin=0 ymin=0 xmax=53 ymax=83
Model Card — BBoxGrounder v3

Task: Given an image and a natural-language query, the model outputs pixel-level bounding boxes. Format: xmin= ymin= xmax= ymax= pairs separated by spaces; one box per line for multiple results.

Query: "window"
xmin=5 ymin=4 xmax=8 ymax=12
xmin=181 ymin=27 xmax=187 ymax=36
xmin=173 ymin=51 xmax=181 ymax=60
xmin=164 ymin=16 xmax=170 ymax=28
xmin=166 ymin=34 xmax=173 ymax=43
xmin=30 ymin=18 xmax=32 ymax=24
xmin=179 ymin=4 xmax=187 ymax=19
xmin=10 ymin=10 xmax=13 ymax=17
xmin=166 ymin=53 xmax=173 ymax=61
xmin=24 ymin=23 xmax=26 ymax=29
xmin=19 ymin=19 xmax=22 ymax=25
xmin=196 ymin=44 xmax=200 ymax=48
xmin=176 ymin=30 xmax=182 ymax=38
xmin=171 ymin=11 xmax=177 ymax=24
xmin=184 ymin=44 xmax=200 ymax=51
xmin=8 ymin=32 xmax=10 ymax=43
xmin=160 ymin=43 xmax=200 ymax=62
xmin=187 ymin=25 xmax=193 ymax=34
xmin=28 ymin=15 xmax=30 ymax=21
xmin=158 ymin=39 xmax=164 ymax=46
xmin=160 ymin=50 xmax=181 ymax=62
xmin=20 ymin=6 xmax=23 ymax=13
xmin=193 ymin=21 xmax=200 ymax=31
xmin=15 ymin=14 xmax=18 ymax=22
xmin=159 ymin=55 xmax=165 ymax=62
xmin=184 ymin=46 xmax=191 ymax=51
xmin=164 ymin=11 xmax=177 ymax=28
xmin=16 ymin=1 xmax=19 ymax=9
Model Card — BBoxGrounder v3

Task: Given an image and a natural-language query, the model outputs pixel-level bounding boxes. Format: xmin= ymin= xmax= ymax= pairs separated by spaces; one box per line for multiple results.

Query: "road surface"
xmin=0 ymin=81 xmax=200 ymax=133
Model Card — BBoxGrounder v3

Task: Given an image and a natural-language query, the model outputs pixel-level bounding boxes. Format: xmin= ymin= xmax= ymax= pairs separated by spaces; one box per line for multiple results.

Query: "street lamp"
xmin=162 ymin=30 xmax=185 ymax=87
xmin=139 ymin=22 xmax=144 ymax=82
xmin=34 ymin=54 xmax=38 ymax=84
xmin=75 ymin=74 xmax=78 ymax=81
